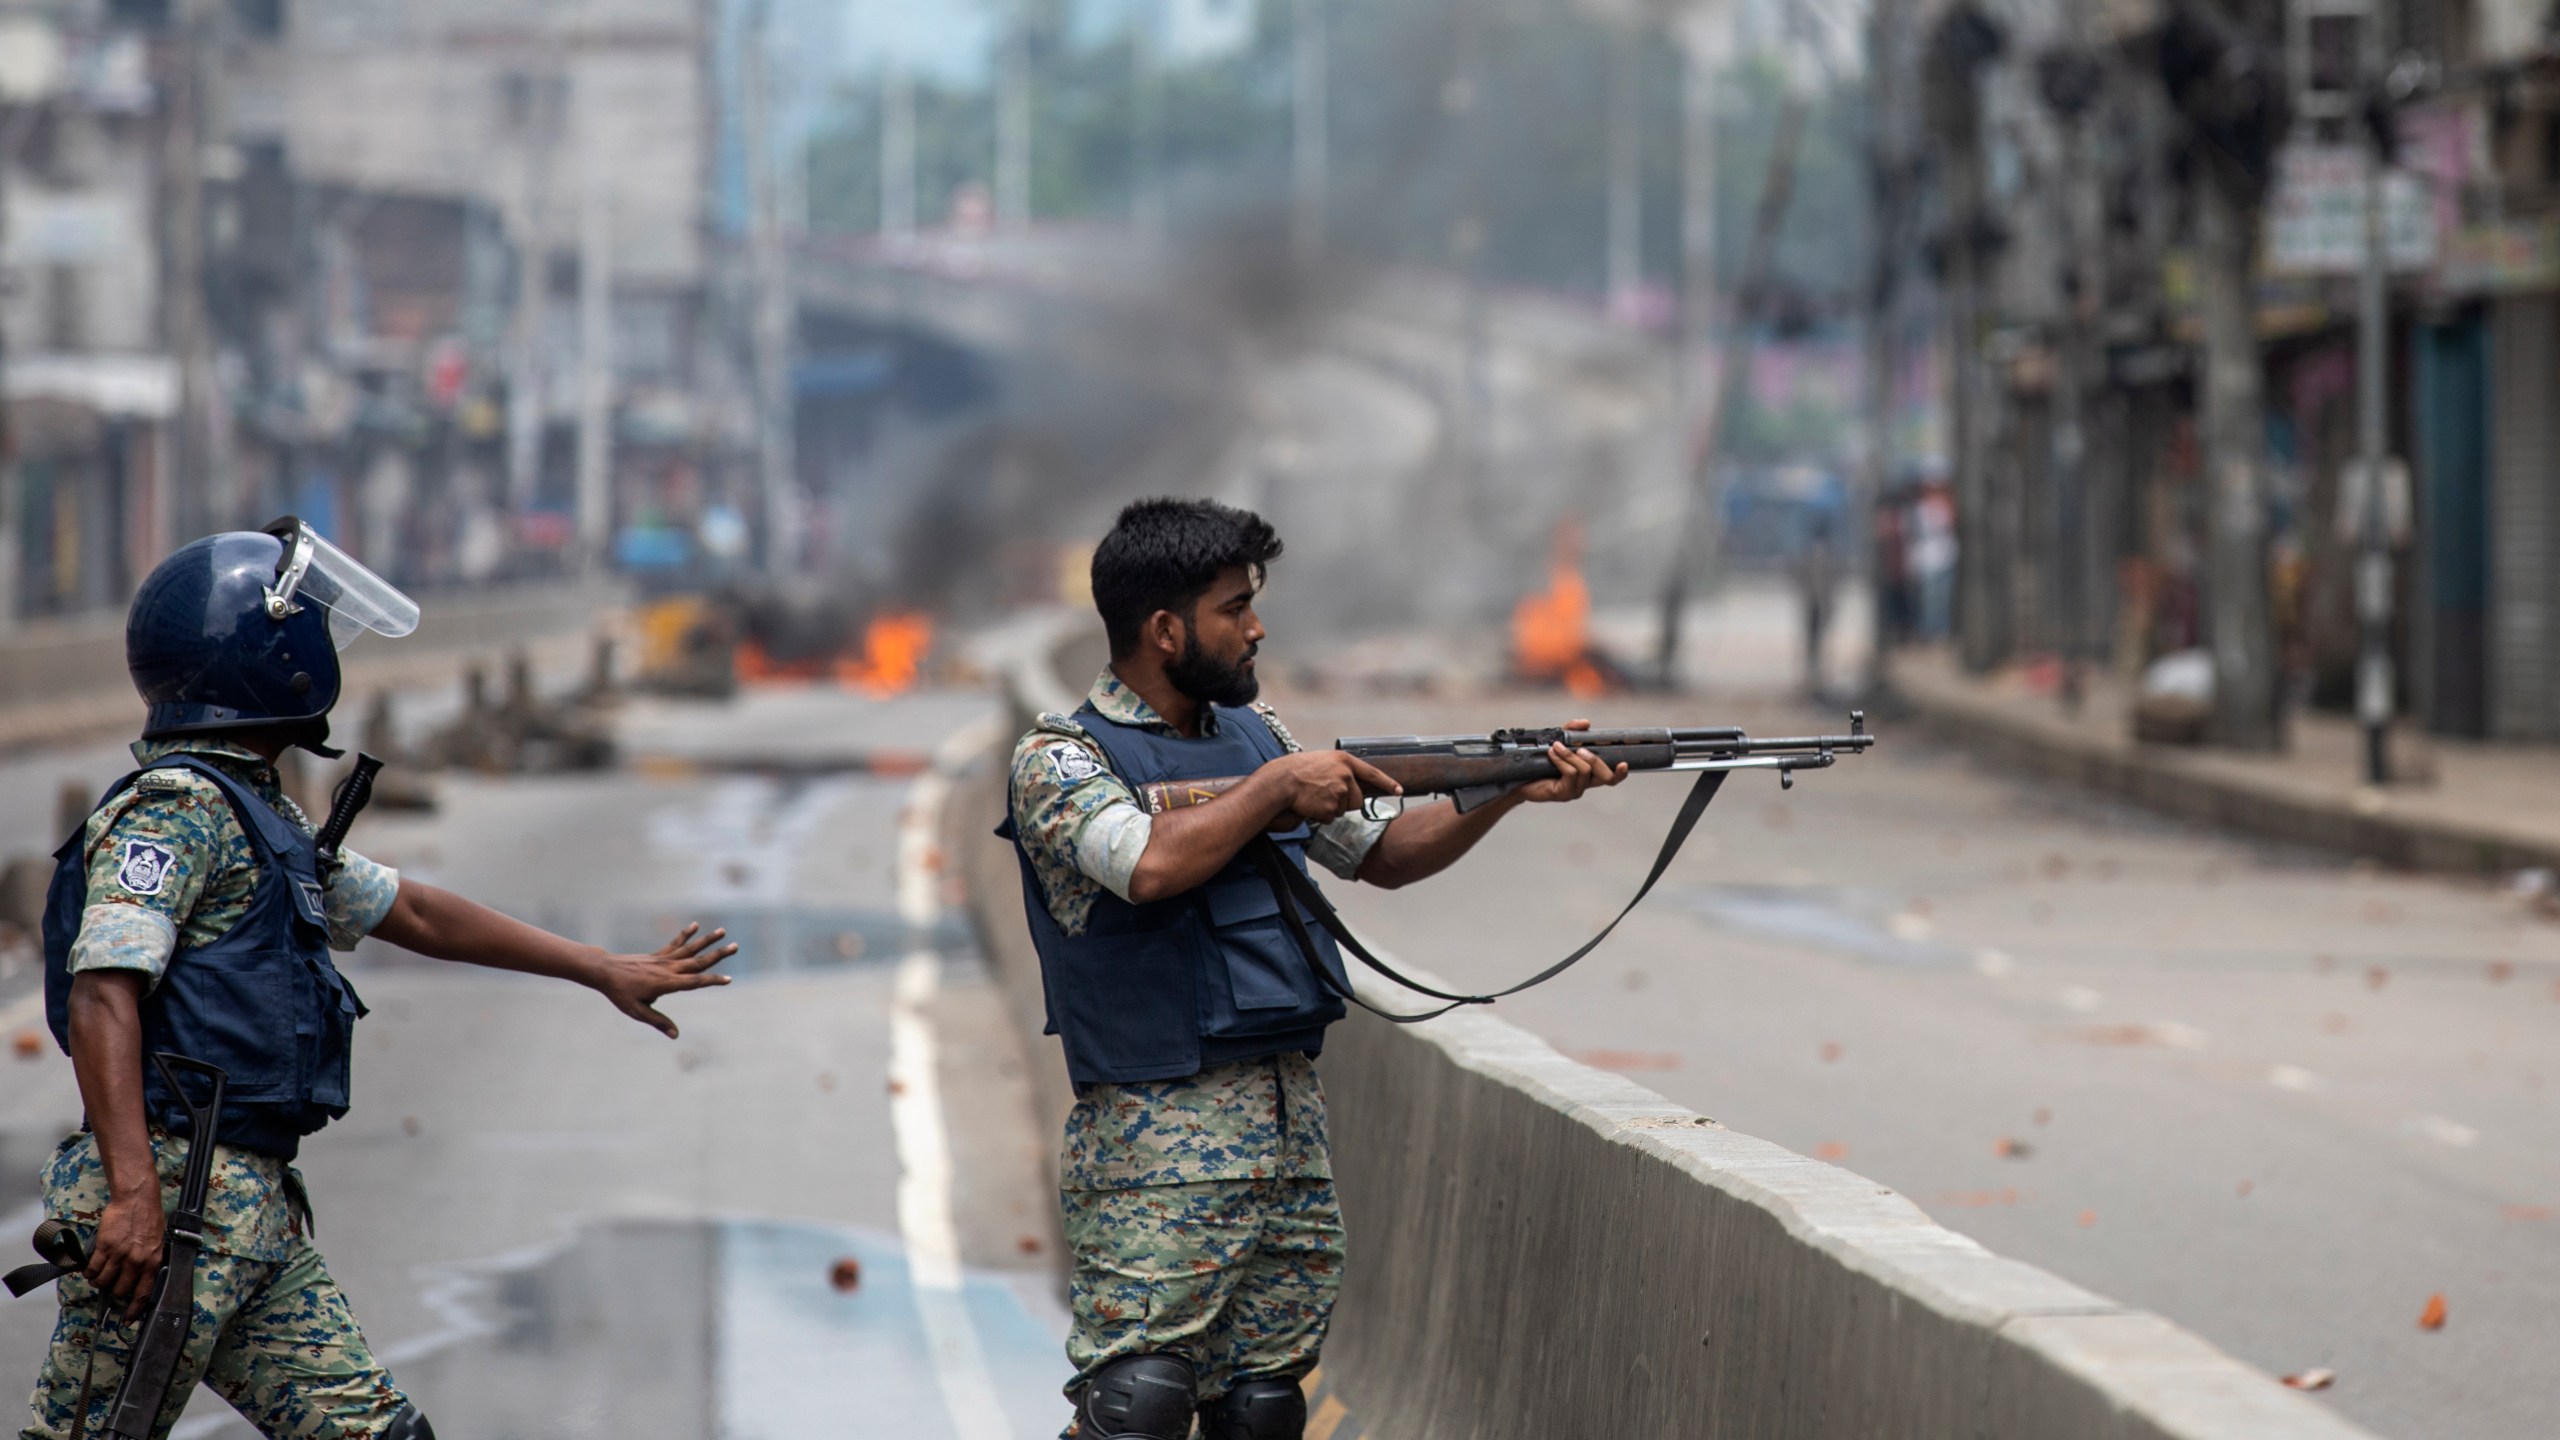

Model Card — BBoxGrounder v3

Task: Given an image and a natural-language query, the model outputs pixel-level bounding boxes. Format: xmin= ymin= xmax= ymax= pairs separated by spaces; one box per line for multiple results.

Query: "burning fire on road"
xmin=738 ymin=612 xmax=936 ymax=695
xmin=1511 ymin=519 xmax=1629 ymax=698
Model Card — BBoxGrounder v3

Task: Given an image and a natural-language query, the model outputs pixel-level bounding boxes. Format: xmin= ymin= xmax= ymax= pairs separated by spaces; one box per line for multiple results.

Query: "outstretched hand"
xmin=592 ymin=923 xmax=737 ymax=1038
xmin=1514 ymin=718 xmax=1629 ymax=805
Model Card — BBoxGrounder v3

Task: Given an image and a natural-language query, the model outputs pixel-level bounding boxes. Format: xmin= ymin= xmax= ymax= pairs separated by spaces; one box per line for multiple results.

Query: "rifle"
xmin=103 ymin=1055 xmax=227 ymax=1436
xmin=1160 ymin=714 xmax=1877 ymax=1025
xmin=5 ymin=1054 xmax=227 ymax=1440
xmin=1137 ymin=713 xmax=1874 ymax=819
xmin=313 ymin=753 xmax=384 ymax=880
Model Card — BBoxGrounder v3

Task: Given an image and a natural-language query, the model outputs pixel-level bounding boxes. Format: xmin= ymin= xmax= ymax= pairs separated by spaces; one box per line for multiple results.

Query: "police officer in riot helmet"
xmin=20 ymin=519 xmax=737 ymax=1440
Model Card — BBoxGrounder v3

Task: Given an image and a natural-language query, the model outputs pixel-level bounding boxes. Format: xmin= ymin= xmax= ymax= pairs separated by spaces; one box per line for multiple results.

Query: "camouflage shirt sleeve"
xmin=322 ymin=849 xmax=401 ymax=950
xmin=67 ymin=778 xmax=229 ymax=985
xmin=1249 ymin=702 xmax=1387 ymax=882
xmin=1008 ymin=715 xmax=1152 ymax=937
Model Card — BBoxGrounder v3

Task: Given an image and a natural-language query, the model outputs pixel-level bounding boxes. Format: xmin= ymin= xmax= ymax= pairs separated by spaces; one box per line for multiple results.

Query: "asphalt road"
xmin=1271 ymin=638 xmax=2557 ymax=1440
xmin=0 ymin=686 xmax=1071 ymax=1439
xmin=5 ymin=633 xmax=2552 ymax=1440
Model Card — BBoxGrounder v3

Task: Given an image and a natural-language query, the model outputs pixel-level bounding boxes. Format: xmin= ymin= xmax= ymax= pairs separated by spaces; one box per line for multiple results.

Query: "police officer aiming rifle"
xmin=1004 ymin=499 xmax=1632 ymax=1440
xmin=14 ymin=519 xmax=736 ymax=1440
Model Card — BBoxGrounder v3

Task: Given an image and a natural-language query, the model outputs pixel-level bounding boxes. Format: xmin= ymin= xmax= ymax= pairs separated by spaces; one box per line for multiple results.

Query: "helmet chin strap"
xmin=288 ymin=716 xmax=344 ymax=760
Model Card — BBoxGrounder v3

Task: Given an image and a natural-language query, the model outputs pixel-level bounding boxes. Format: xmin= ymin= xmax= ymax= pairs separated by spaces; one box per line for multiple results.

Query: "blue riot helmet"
xmin=128 ymin=517 xmax=421 ymax=753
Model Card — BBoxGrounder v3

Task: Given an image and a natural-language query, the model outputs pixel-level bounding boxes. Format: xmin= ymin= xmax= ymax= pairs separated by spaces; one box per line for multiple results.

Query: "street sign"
xmin=2265 ymin=143 xmax=2436 ymax=275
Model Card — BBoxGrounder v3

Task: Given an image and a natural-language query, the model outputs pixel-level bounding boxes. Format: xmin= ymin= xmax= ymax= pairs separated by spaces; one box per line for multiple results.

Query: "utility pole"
xmin=1654 ymin=77 xmax=1806 ymax=687
xmin=1293 ymin=0 xmax=1329 ymax=265
xmin=574 ymin=114 xmax=614 ymax=571
xmin=2038 ymin=45 xmax=2105 ymax=711
xmin=1658 ymin=0 xmax=1727 ymax=683
xmin=2195 ymin=169 xmax=2280 ymax=747
xmin=1856 ymin=0 xmax=1907 ymax=702
xmin=1606 ymin=22 xmax=1643 ymax=324
xmin=1926 ymin=8 xmax=2004 ymax=674
xmin=505 ymin=43 xmax=564 ymax=520
xmin=882 ymin=62 xmax=916 ymax=239
xmin=1445 ymin=4 xmax=1487 ymax=518
xmin=2055 ymin=118 xmax=2094 ymax=712
xmin=996 ymin=2 xmax=1031 ymax=230
xmin=1676 ymin=4 xmax=1718 ymax=478
xmin=0 ymin=103 xmax=22 ymax=631
xmin=163 ymin=0 xmax=224 ymax=536
xmin=2160 ymin=0 xmax=2284 ymax=749
xmin=746 ymin=0 xmax=797 ymax=578
xmin=1132 ymin=1 xmax=1163 ymax=238
xmin=2352 ymin=5 xmax=2394 ymax=783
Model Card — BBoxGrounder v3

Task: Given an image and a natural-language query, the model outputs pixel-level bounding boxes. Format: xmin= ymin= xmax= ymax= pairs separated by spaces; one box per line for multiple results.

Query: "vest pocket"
xmin=156 ymin=950 xmax=298 ymax=1099
xmin=303 ymin=959 xmax=360 ymax=1110
xmin=1197 ymin=863 xmax=1345 ymax=1038
xmin=1214 ymin=918 xmax=1325 ymax=1017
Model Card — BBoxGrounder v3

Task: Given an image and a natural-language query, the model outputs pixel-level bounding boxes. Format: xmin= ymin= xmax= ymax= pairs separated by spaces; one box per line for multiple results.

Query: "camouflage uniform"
xmin=1009 ymin=673 xmax=1379 ymax=1420
xmin=23 ymin=740 xmax=411 ymax=1440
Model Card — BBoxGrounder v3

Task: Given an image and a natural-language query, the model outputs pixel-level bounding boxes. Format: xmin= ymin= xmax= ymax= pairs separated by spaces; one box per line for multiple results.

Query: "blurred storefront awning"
xmin=4 ymin=352 xmax=178 ymax=419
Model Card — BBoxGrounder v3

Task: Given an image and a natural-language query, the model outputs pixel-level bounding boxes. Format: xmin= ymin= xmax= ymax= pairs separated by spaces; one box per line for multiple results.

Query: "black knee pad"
xmin=1202 ymin=1377 xmax=1306 ymax=1440
xmin=383 ymin=1403 xmax=436 ymax=1440
xmin=1075 ymin=1352 xmax=1196 ymax=1439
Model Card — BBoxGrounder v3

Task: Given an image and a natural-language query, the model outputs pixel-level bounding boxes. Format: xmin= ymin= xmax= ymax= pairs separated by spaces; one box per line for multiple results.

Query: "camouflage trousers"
xmin=20 ymin=1139 xmax=410 ymax=1440
xmin=1060 ymin=1178 xmax=1344 ymax=1429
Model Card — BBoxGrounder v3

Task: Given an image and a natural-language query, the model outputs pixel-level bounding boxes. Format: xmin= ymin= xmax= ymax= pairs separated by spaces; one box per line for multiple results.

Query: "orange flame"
xmin=834 ymin=613 xmax=934 ymax=696
xmin=1512 ymin=520 xmax=1613 ymax=698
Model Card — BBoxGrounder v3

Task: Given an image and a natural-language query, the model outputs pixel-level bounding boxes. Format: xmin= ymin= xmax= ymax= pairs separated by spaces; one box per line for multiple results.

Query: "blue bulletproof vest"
xmin=1004 ymin=702 xmax=1350 ymax=1086
xmin=42 ymin=758 xmax=366 ymax=1159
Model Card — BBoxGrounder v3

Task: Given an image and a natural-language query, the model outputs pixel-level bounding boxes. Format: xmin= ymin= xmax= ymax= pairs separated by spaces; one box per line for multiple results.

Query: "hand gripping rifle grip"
xmin=99 ymin=1056 xmax=226 ymax=1440
xmin=314 ymin=753 xmax=385 ymax=872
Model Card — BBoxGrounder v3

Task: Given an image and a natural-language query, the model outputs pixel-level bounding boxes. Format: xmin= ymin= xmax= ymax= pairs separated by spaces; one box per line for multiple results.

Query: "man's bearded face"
xmin=1166 ymin=617 xmax=1259 ymax=707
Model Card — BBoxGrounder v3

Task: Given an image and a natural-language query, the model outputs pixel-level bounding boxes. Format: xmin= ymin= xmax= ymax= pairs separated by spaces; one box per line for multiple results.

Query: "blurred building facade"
xmin=0 ymin=0 xmax=761 ymax=631
xmin=1908 ymin=0 xmax=2560 ymax=743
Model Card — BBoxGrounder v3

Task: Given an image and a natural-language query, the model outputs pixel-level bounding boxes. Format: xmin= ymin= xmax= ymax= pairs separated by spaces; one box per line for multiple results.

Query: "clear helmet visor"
xmin=265 ymin=520 xmax=420 ymax=650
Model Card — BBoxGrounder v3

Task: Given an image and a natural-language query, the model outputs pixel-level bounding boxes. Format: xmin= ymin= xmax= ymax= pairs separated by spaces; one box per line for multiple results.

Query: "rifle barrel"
xmin=1684 ymin=733 xmax=1876 ymax=752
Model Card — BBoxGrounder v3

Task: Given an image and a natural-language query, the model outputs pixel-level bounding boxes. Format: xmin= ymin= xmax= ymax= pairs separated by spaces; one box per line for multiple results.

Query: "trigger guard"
xmin=1360 ymin=795 xmax=1406 ymax=822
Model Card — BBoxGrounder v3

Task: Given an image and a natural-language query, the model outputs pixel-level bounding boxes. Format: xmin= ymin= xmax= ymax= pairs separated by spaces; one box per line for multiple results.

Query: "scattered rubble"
xmin=422 ymin=644 xmax=618 ymax=776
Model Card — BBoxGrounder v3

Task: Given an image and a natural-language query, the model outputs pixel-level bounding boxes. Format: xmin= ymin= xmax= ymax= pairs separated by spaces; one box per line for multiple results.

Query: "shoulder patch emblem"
xmin=1048 ymin=746 xmax=1106 ymax=786
xmin=115 ymin=840 xmax=178 ymax=896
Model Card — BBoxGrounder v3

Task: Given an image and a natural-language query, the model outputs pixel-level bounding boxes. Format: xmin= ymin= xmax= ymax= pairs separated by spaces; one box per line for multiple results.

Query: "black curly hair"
xmin=1091 ymin=498 xmax=1284 ymax=658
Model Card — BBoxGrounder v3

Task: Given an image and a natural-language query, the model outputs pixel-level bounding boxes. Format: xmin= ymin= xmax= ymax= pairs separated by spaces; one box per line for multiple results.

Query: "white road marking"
xmin=889 ymin=718 xmax=1012 ymax=1440
xmin=2059 ymin=985 xmax=2104 ymax=1013
xmin=2267 ymin=1063 xmax=2323 ymax=1093
xmin=2411 ymin=1115 xmax=2480 ymax=1149
xmin=1972 ymin=948 xmax=2017 ymax=978
xmin=2149 ymin=1021 xmax=2210 ymax=1052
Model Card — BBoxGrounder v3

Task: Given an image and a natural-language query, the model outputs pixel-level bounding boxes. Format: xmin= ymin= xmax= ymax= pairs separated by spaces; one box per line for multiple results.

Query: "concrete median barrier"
xmin=961 ymin=615 xmax=2375 ymax=1440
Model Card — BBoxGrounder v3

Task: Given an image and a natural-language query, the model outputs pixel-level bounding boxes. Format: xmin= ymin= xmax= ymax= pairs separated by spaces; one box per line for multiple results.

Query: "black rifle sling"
xmin=1249 ymin=769 xmax=1729 ymax=1023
